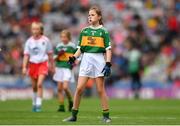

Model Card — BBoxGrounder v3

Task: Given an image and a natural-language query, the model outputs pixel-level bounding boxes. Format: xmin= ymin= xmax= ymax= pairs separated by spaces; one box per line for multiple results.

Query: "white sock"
xmin=32 ymin=92 xmax=37 ymax=106
xmin=36 ymin=97 xmax=42 ymax=106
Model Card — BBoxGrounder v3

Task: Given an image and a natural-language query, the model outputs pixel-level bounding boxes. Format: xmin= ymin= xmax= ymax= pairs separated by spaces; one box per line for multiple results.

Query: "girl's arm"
xmin=105 ymin=49 xmax=112 ymax=63
xmin=22 ymin=55 xmax=29 ymax=75
xmin=68 ymin=48 xmax=81 ymax=65
xmin=48 ymin=53 xmax=55 ymax=73
xmin=74 ymin=48 xmax=81 ymax=58
xmin=102 ymin=49 xmax=112 ymax=77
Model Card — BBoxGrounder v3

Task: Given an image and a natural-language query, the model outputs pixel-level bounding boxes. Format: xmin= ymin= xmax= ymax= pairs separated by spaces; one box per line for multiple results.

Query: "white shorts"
xmin=53 ymin=67 xmax=72 ymax=82
xmin=79 ymin=53 xmax=105 ymax=78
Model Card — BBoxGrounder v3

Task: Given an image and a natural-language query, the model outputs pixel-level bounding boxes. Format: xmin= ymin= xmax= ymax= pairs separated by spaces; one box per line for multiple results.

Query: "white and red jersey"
xmin=24 ymin=35 xmax=53 ymax=64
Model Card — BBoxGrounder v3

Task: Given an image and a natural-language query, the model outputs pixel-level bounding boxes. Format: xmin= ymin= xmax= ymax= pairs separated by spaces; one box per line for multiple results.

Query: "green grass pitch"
xmin=0 ymin=98 xmax=180 ymax=125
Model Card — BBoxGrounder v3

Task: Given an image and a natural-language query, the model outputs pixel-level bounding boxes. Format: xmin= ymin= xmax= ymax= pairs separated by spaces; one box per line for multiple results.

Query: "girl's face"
xmin=31 ymin=25 xmax=41 ymax=37
xmin=88 ymin=9 xmax=101 ymax=25
xmin=60 ymin=33 xmax=69 ymax=44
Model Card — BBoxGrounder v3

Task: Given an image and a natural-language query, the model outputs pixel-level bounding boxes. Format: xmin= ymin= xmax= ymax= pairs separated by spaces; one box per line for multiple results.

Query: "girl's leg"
xmin=65 ymin=76 xmax=89 ymax=121
xmin=95 ymin=77 xmax=110 ymax=120
xmin=63 ymin=81 xmax=73 ymax=111
xmin=30 ymin=77 xmax=37 ymax=109
xmin=57 ymin=82 xmax=65 ymax=111
xmin=36 ymin=74 xmax=46 ymax=109
xmin=73 ymin=76 xmax=89 ymax=110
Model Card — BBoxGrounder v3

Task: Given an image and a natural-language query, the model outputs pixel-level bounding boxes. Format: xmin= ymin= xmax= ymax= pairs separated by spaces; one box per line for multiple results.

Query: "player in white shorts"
xmin=22 ymin=22 xmax=55 ymax=112
xmin=63 ymin=6 xmax=112 ymax=123
xmin=53 ymin=30 xmax=76 ymax=112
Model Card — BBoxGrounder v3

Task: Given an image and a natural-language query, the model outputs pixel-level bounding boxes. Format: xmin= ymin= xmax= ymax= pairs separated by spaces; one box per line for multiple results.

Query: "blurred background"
xmin=0 ymin=0 xmax=179 ymax=100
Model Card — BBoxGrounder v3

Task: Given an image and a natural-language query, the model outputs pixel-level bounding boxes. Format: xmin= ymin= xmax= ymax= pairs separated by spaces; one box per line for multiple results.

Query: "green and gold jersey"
xmin=77 ymin=25 xmax=111 ymax=53
xmin=54 ymin=42 xmax=76 ymax=69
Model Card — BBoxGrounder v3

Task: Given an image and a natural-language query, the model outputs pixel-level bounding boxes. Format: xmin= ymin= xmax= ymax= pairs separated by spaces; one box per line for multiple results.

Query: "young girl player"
xmin=22 ymin=22 xmax=55 ymax=112
xmin=63 ymin=6 xmax=112 ymax=123
xmin=53 ymin=30 xmax=76 ymax=112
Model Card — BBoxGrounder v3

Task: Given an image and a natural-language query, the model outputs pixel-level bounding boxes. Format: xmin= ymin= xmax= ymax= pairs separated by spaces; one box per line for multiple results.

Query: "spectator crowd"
xmin=0 ymin=0 xmax=179 ymax=86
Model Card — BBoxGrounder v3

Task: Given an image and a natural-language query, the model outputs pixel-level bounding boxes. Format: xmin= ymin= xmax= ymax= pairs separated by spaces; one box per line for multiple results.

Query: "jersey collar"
xmin=89 ymin=25 xmax=103 ymax=29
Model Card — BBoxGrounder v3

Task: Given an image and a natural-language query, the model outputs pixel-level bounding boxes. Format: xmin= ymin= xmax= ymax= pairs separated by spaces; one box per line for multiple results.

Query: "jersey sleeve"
xmin=24 ymin=41 xmax=30 ymax=55
xmin=77 ymin=30 xmax=84 ymax=49
xmin=103 ymin=30 xmax=111 ymax=50
xmin=53 ymin=44 xmax=61 ymax=59
xmin=54 ymin=44 xmax=60 ymax=55
xmin=72 ymin=43 xmax=77 ymax=53
xmin=53 ymin=47 xmax=58 ymax=59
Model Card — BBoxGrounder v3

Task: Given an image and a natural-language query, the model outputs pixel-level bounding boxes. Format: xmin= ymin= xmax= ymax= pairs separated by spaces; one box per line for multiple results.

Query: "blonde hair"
xmin=60 ymin=29 xmax=71 ymax=40
xmin=31 ymin=22 xmax=44 ymax=35
xmin=89 ymin=6 xmax=103 ymax=25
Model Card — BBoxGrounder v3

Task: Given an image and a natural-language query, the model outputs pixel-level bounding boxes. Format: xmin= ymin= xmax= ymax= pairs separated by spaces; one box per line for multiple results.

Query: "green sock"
xmin=68 ymin=99 xmax=73 ymax=104
xmin=102 ymin=109 xmax=109 ymax=118
xmin=59 ymin=104 xmax=65 ymax=109
xmin=72 ymin=109 xmax=78 ymax=117
xmin=68 ymin=97 xmax=73 ymax=103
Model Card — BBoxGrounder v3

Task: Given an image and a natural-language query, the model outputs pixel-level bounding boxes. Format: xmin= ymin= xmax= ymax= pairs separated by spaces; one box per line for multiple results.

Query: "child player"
xmin=63 ymin=6 xmax=112 ymax=123
xmin=22 ymin=22 xmax=55 ymax=112
xmin=53 ymin=30 xmax=76 ymax=112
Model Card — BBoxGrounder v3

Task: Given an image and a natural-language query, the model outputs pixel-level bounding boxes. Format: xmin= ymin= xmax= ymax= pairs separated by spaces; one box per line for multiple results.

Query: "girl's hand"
xmin=68 ymin=56 xmax=76 ymax=65
xmin=102 ymin=62 xmax=112 ymax=77
xmin=22 ymin=67 xmax=27 ymax=76
xmin=49 ymin=65 xmax=55 ymax=74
